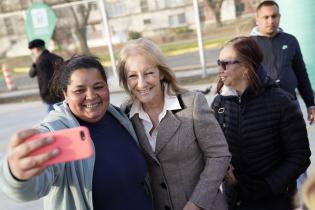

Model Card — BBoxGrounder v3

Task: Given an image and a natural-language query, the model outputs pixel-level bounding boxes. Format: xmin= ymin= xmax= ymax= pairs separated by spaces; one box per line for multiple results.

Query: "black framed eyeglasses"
xmin=217 ymin=59 xmax=241 ymax=70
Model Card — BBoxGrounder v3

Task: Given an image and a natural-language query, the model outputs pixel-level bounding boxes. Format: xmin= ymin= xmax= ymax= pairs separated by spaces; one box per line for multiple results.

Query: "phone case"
xmin=25 ymin=126 xmax=94 ymax=166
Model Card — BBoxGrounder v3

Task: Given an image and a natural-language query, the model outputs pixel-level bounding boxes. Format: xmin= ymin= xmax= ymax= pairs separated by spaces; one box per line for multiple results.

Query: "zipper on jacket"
xmin=237 ymin=95 xmax=242 ymax=142
xmin=237 ymin=95 xmax=244 ymax=171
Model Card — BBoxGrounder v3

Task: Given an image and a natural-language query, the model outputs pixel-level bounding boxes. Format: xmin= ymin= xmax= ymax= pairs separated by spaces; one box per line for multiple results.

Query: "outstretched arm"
xmin=0 ymin=129 xmax=61 ymax=202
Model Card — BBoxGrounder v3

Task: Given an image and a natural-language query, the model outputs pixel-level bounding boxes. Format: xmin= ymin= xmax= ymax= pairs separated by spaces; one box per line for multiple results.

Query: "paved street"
xmin=0 ymin=85 xmax=314 ymax=209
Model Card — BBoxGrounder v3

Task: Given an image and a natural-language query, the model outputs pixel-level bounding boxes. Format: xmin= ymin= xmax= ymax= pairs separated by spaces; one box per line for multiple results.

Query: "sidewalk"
xmin=0 ymin=67 xmax=218 ymax=104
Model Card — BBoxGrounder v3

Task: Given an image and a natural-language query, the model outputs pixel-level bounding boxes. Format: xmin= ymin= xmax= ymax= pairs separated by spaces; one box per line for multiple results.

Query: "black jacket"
xmin=29 ymin=49 xmax=63 ymax=104
xmin=212 ymin=75 xmax=311 ymax=210
xmin=251 ymin=31 xmax=314 ymax=107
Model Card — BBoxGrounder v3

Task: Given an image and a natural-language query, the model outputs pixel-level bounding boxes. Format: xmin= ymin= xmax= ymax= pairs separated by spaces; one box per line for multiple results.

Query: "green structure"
xmin=276 ymin=0 xmax=315 ymax=88
xmin=25 ymin=3 xmax=57 ymax=46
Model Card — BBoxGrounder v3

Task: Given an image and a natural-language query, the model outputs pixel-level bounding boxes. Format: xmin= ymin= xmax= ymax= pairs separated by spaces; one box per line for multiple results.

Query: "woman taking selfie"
xmin=211 ymin=37 xmax=311 ymax=210
xmin=0 ymin=56 xmax=152 ymax=210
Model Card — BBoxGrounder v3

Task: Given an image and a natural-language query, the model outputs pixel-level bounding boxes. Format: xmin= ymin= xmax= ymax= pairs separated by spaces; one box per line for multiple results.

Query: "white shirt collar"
xmin=220 ymin=85 xmax=238 ymax=96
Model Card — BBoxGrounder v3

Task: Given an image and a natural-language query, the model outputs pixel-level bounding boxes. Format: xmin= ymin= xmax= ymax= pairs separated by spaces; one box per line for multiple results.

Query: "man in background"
xmin=28 ymin=39 xmax=64 ymax=112
xmin=250 ymin=0 xmax=314 ymax=188
xmin=250 ymin=0 xmax=315 ymax=125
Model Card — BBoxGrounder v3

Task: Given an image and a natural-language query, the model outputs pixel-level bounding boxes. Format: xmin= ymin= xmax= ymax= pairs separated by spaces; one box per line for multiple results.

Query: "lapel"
xmin=131 ymin=115 xmax=158 ymax=161
xmin=155 ymin=110 xmax=181 ymax=154
xmin=130 ymin=94 xmax=185 ymax=157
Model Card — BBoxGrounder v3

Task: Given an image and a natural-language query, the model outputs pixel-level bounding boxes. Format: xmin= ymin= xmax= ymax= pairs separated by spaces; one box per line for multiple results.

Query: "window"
xmin=165 ymin=0 xmax=185 ymax=7
xmin=91 ymin=2 xmax=98 ymax=11
xmin=140 ymin=0 xmax=149 ymax=12
xmin=107 ymin=2 xmax=126 ymax=17
xmin=143 ymin=19 xmax=151 ymax=25
xmin=169 ymin=13 xmax=186 ymax=26
xmin=178 ymin=13 xmax=186 ymax=24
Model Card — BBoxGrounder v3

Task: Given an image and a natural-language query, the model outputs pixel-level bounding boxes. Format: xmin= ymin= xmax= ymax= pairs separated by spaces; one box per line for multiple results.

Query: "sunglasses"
xmin=217 ymin=59 xmax=240 ymax=70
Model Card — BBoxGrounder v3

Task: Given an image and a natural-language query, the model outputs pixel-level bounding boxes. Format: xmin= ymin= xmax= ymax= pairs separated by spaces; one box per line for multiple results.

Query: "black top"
xmin=212 ymin=75 xmax=311 ymax=210
xmin=28 ymin=49 xmax=63 ymax=104
xmin=251 ymin=32 xmax=314 ymax=107
xmin=78 ymin=112 xmax=152 ymax=210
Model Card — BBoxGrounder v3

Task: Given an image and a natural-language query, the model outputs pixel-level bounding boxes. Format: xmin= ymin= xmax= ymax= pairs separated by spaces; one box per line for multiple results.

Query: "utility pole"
xmin=98 ymin=0 xmax=118 ymax=79
xmin=192 ymin=0 xmax=207 ymax=77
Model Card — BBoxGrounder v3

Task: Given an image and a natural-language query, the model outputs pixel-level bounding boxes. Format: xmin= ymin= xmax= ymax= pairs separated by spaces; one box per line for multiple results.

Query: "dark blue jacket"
xmin=251 ymin=29 xmax=314 ymax=107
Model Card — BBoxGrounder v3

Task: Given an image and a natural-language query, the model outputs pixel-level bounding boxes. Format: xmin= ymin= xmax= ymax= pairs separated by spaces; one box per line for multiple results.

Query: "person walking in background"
xmin=0 ymin=56 xmax=152 ymax=210
xmin=250 ymin=0 xmax=315 ymax=125
xmin=28 ymin=39 xmax=64 ymax=112
xmin=211 ymin=36 xmax=311 ymax=210
xmin=118 ymin=38 xmax=231 ymax=210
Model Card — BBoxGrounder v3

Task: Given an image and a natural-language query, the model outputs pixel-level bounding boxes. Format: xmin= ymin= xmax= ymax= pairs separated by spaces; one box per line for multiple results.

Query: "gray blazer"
xmin=129 ymin=91 xmax=231 ymax=210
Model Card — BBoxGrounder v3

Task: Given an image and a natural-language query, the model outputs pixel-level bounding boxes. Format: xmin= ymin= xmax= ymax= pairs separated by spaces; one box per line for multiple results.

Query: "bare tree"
xmin=52 ymin=1 xmax=93 ymax=55
xmin=206 ymin=0 xmax=224 ymax=27
xmin=234 ymin=0 xmax=244 ymax=18
xmin=0 ymin=1 xmax=25 ymax=58
xmin=68 ymin=3 xmax=92 ymax=54
xmin=52 ymin=20 xmax=76 ymax=56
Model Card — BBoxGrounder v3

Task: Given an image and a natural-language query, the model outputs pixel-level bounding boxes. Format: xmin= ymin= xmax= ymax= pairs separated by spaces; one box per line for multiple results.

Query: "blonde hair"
xmin=302 ymin=171 xmax=315 ymax=210
xmin=118 ymin=38 xmax=184 ymax=100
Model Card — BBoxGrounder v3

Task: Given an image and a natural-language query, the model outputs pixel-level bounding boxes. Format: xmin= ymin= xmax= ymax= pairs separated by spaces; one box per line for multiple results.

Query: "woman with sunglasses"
xmin=211 ymin=36 xmax=311 ymax=210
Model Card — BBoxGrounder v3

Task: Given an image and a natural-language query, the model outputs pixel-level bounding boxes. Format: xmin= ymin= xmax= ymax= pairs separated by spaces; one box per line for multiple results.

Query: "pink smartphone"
xmin=25 ymin=126 xmax=94 ymax=166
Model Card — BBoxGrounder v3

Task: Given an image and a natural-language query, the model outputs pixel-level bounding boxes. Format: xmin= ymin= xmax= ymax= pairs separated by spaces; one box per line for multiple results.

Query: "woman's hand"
xmin=225 ymin=165 xmax=237 ymax=185
xmin=183 ymin=201 xmax=201 ymax=210
xmin=7 ymin=129 xmax=59 ymax=181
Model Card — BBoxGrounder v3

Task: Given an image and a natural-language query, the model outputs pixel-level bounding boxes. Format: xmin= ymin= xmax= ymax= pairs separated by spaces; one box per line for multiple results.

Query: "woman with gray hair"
xmin=119 ymin=38 xmax=231 ymax=210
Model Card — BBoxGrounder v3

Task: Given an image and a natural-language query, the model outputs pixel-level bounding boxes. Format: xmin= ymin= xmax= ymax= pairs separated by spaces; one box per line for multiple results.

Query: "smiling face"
xmin=218 ymin=45 xmax=249 ymax=93
xmin=256 ymin=5 xmax=280 ymax=37
xmin=125 ymin=54 xmax=164 ymax=107
xmin=63 ymin=68 xmax=109 ymax=123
